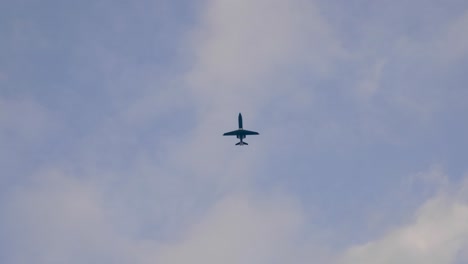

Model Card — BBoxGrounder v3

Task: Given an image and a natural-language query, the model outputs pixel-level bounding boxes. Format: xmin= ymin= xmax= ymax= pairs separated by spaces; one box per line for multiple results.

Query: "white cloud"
xmin=4 ymin=165 xmax=468 ymax=264
xmin=1 ymin=169 xmax=128 ymax=263
xmin=1 ymin=168 xmax=307 ymax=264
xmin=187 ymin=0 xmax=346 ymax=113
xmin=339 ymin=172 xmax=468 ymax=264
xmin=154 ymin=193 xmax=303 ymax=264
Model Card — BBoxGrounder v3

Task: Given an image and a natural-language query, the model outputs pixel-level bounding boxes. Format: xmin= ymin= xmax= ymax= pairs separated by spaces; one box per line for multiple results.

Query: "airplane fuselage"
xmin=237 ymin=114 xmax=246 ymax=141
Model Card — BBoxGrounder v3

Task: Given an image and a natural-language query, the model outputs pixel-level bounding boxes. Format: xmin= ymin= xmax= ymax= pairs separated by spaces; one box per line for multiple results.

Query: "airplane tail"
xmin=235 ymin=141 xmax=248 ymax=146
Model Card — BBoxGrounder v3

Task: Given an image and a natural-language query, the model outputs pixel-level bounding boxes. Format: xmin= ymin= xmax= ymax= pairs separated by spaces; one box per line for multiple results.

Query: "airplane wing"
xmin=241 ymin=130 xmax=259 ymax=135
xmin=223 ymin=130 xmax=259 ymax=136
xmin=223 ymin=130 xmax=241 ymax=136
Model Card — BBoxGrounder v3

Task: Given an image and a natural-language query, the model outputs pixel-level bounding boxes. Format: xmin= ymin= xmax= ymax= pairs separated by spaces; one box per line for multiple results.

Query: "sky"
xmin=1 ymin=0 xmax=468 ymax=263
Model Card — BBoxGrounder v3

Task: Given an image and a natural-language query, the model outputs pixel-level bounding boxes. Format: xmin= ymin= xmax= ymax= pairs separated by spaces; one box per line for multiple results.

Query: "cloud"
xmin=339 ymin=171 xmax=468 ymax=264
xmin=1 ymin=169 xmax=128 ymax=263
xmin=0 ymin=167 xmax=306 ymax=264
xmin=154 ymin=193 xmax=304 ymax=264
xmin=187 ymin=0 xmax=346 ymax=113
xmin=4 ymin=164 xmax=468 ymax=264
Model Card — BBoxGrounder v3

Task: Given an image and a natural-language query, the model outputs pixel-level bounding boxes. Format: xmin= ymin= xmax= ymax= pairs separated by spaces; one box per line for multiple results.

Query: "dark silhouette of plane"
xmin=223 ymin=113 xmax=259 ymax=145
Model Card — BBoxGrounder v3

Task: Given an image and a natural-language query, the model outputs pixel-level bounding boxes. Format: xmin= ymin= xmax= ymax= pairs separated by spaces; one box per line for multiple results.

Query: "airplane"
xmin=223 ymin=113 xmax=259 ymax=145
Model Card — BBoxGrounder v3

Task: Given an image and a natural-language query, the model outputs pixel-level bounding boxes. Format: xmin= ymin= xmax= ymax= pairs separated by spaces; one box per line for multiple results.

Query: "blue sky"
xmin=1 ymin=0 xmax=468 ymax=263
